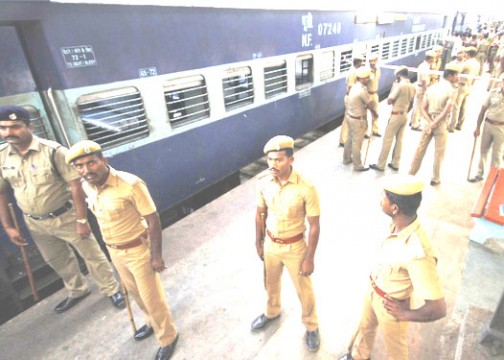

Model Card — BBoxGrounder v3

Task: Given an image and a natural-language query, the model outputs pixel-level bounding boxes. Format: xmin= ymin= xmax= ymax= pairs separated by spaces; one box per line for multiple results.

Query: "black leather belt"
xmin=24 ymin=201 xmax=72 ymax=220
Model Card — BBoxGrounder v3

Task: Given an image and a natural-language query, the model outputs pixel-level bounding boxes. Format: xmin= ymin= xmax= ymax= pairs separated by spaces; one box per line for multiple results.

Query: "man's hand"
xmin=256 ymin=243 xmax=264 ymax=261
xmin=76 ymin=223 xmax=91 ymax=238
xmin=474 ymin=128 xmax=480 ymax=137
xmin=5 ymin=227 xmax=27 ymax=246
xmin=151 ymin=256 xmax=166 ymax=272
xmin=383 ymin=295 xmax=411 ymax=321
xmin=300 ymin=258 xmax=314 ymax=276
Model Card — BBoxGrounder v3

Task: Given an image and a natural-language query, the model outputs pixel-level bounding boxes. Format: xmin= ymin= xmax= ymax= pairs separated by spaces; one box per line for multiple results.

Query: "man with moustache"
xmin=66 ymin=140 xmax=178 ymax=360
xmin=251 ymin=135 xmax=321 ymax=352
xmin=0 ymin=105 xmax=124 ymax=314
xmin=367 ymin=53 xmax=382 ymax=137
xmin=410 ymin=50 xmax=436 ymax=131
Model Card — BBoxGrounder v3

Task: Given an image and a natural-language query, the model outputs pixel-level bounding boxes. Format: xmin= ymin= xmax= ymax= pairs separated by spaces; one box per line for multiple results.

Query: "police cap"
xmin=394 ymin=65 xmax=408 ymax=76
xmin=465 ymin=46 xmax=478 ymax=54
xmin=356 ymin=66 xmax=372 ymax=79
xmin=368 ymin=53 xmax=379 ymax=61
xmin=433 ymin=44 xmax=444 ymax=51
xmin=381 ymin=174 xmax=424 ymax=195
xmin=445 ymin=63 xmax=461 ymax=72
xmin=66 ymin=140 xmax=102 ymax=164
xmin=263 ymin=135 xmax=294 ymax=154
xmin=425 ymin=50 xmax=437 ymax=58
xmin=353 ymin=54 xmax=365 ymax=61
xmin=0 ymin=105 xmax=31 ymax=122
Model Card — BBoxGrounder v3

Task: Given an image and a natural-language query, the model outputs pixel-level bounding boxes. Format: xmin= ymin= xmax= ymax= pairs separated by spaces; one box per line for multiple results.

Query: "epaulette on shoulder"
xmin=115 ymin=170 xmax=142 ymax=186
xmin=257 ymin=169 xmax=272 ymax=180
xmin=37 ymin=137 xmax=63 ymax=150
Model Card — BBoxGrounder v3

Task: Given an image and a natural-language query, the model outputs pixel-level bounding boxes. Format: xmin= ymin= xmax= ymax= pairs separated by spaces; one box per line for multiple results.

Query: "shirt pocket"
xmin=287 ymin=193 xmax=304 ymax=217
xmin=2 ymin=167 xmax=21 ymax=188
xmin=101 ymin=199 xmax=128 ymax=221
xmin=31 ymin=167 xmax=55 ymax=185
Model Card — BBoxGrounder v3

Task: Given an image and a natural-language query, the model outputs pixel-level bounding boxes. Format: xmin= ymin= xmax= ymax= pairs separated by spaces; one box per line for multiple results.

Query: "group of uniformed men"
xmin=0 ymin=37 xmax=503 ymax=360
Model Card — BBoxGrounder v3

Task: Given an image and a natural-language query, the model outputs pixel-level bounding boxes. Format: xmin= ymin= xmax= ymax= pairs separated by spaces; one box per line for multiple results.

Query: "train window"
xmin=415 ymin=35 xmax=421 ymax=51
xmin=295 ymin=54 xmax=313 ymax=89
xmin=76 ymin=86 xmax=149 ymax=149
xmin=401 ymin=38 xmax=408 ymax=55
xmin=164 ymin=75 xmax=210 ymax=128
xmin=264 ymin=61 xmax=288 ymax=98
xmin=369 ymin=44 xmax=380 ymax=57
xmin=320 ymin=51 xmax=335 ymax=81
xmin=222 ymin=67 xmax=254 ymax=111
xmin=408 ymin=37 xmax=415 ymax=53
xmin=340 ymin=49 xmax=352 ymax=74
xmin=392 ymin=40 xmax=400 ymax=58
xmin=427 ymin=33 xmax=433 ymax=47
xmin=382 ymin=42 xmax=390 ymax=60
xmin=421 ymin=34 xmax=427 ymax=49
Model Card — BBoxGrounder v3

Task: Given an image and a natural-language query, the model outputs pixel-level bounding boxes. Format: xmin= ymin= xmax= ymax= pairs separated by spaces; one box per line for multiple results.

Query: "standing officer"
xmin=367 ymin=53 xmax=382 ymax=137
xmin=469 ymin=75 xmax=504 ymax=182
xmin=409 ymin=64 xmax=460 ymax=186
xmin=343 ymin=67 xmax=379 ymax=171
xmin=429 ymin=44 xmax=444 ymax=85
xmin=410 ymin=50 xmax=436 ymax=131
xmin=340 ymin=55 xmax=365 ymax=147
xmin=0 ymin=105 xmax=124 ymax=314
xmin=370 ymin=66 xmax=416 ymax=172
xmin=338 ymin=174 xmax=446 ymax=360
xmin=252 ymin=135 xmax=321 ymax=352
xmin=66 ymin=140 xmax=179 ymax=360
xmin=449 ymin=46 xmax=480 ymax=131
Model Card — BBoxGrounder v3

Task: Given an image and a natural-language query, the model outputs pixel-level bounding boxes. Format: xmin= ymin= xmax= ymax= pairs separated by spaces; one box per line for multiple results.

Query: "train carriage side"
xmin=0 ymin=1 xmax=449 ymax=313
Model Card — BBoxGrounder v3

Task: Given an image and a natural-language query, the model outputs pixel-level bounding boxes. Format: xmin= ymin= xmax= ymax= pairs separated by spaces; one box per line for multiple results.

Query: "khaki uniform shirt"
xmin=367 ymin=67 xmax=381 ymax=93
xmin=462 ymin=57 xmax=480 ymax=86
xmin=483 ymin=88 xmax=504 ymax=121
xmin=371 ymin=219 xmax=443 ymax=300
xmin=425 ymin=79 xmax=458 ymax=116
xmin=256 ymin=168 xmax=319 ymax=238
xmin=83 ymin=167 xmax=156 ymax=244
xmin=417 ymin=61 xmax=431 ymax=93
xmin=347 ymin=82 xmax=370 ymax=117
xmin=346 ymin=67 xmax=359 ymax=94
xmin=0 ymin=136 xmax=77 ymax=215
xmin=388 ymin=78 xmax=416 ymax=112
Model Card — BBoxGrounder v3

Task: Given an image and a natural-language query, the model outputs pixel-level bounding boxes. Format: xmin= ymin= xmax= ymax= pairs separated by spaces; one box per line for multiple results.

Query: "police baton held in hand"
xmin=467 ymin=135 xmax=478 ymax=181
xmin=116 ymin=271 xmax=137 ymax=334
xmin=8 ymin=203 xmax=39 ymax=302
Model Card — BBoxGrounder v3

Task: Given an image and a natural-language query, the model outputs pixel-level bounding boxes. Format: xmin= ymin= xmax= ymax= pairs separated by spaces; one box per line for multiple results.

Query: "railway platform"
xmin=1 ymin=78 xmax=503 ymax=360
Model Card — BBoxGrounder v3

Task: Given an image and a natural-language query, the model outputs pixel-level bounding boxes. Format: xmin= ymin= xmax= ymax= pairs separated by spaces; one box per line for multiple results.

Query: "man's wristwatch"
xmin=76 ymin=218 xmax=88 ymax=224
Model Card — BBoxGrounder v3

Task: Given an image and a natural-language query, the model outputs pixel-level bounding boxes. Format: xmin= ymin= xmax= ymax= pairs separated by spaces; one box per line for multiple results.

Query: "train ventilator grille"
xmin=264 ymin=61 xmax=288 ymax=98
xmin=320 ymin=51 xmax=336 ymax=82
xmin=223 ymin=67 xmax=254 ymax=111
xmin=164 ymin=75 xmax=210 ymax=128
xmin=382 ymin=42 xmax=390 ymax=60
xmin=392 ymin=40 xmax=400 ymax=58
xmin=76 ymin=86 xmax=149 ymax=149
xmin=340 ymin=50 xmax=352 ymax=74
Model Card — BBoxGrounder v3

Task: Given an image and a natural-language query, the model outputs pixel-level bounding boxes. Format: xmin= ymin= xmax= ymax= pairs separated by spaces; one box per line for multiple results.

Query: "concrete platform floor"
xmin=1 ymin=78 xmax=503 ymax=360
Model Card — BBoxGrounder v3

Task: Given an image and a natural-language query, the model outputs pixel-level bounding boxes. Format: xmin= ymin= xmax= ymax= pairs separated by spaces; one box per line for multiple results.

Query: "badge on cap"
xmin=8 ymin=113 xmax=17 ymax=120
xmin=83 ymin=147 xmax=91 ymax=154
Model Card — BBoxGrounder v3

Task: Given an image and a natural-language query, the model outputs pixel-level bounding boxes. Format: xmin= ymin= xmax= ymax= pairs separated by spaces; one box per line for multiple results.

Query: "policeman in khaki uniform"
xmin=469 ymin=74 xmax=504 ymax=182
xmin=449 ymin=46 xmax=480 ymax=131
xmin=66 ymin=141 xmax=178 ymax=360
xmin=370 ymin=66 xmax=416 ymax=172
xmin=343 ymin=67 xmax=379 ymax=171
xmin=252 ymin=135 xmax=321 ymax=352
xmin=410 ymin=50 xmax=436 ymax=131
xmin=340 ymin=55 xmax=365 ymax=146
xmin=429 ymin=44 xmax=444 ymax=85
xmin=367 ymin=53 xmax=382 ymax=137
xmin=409 ymin=64 xmax=460 ymax=186
xmin=0 ymin=105 xmax=124 ymax=314
xmin=339 ymin=174 xmax=446 ymax=360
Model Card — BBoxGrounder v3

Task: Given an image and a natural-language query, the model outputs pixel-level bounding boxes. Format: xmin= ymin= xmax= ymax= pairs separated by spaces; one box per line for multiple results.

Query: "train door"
xmin=0 ymin=24 xmax=61 ymax=324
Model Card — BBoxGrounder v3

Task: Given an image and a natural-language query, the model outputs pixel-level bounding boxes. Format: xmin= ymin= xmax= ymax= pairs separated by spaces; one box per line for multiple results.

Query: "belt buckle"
xmin=276 ymin=238 xmax=285 ymax=244
xmin=108 ymin=244 xmax=118 ymax=249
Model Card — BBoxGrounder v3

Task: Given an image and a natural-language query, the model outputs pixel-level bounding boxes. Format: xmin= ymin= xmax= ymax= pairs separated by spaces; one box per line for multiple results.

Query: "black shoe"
xmin=134 ymin=324 xmax=154 ymax=341
xmin=155 ymin=335 xmax=179 ymax=360
xmin=364 ymin=134 xmax=370 ymax=139
xmin=411 ymin=127 xmax=422 ymax=132
xmin=354 ymin=167 xmax=369 ymax=172
xmin=455 ymin=125 xmax=462 ymax=131
xmin=468 ymin=175 xmax=484 ymax=183
xmin=448 ymin=128 xmax=454 ymax=133
xmin=306 ymin=328 xmax=320 ymax=352
xmin=369 ymin=164 xmax=384 ymax=171
xmin=372 ymin=132 xmax=382 ymax=137
xmin=339 ymin=143 xmax=344 ymax=147
xmin=338 ymin=354 xmax=355 ymax=360
xmin=110 ymin=291 xmax=126 ymax=309
xmin=251 ymin=313 xmax=280 ymax=331
xmin=387 ymin=163 xmax=399 ymax=171
xmin=430 ymin=180 xmax=440 ymax=186
xmin=54 ymin=291 xmax=91 ymax=314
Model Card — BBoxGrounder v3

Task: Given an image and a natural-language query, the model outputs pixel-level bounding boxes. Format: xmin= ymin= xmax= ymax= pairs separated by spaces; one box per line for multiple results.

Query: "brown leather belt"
xmin=368 ymin=91 xmax=377 ymax=94
xmin=266 ymin=229 xmax=303 ymax=244
xmin=391 ymin=111 xmax=405 ymax=115
xmin=370 ymin=275 xmax=387 ymax=299
xmin=486 ymin=118 xmax=504 ymax=126
xmin=24 ymin=201 xmax=72 ymax=220
xmin=106 ymin=237 xmax=144 ymax=250
xmin=349 ymin=114 xmax=365 ymax=120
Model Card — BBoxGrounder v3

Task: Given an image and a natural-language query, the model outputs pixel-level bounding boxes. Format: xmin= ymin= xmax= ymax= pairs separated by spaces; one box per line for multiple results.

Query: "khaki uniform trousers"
xmin=343 ymin=117 xmax=368 ymax=170
xmin=339 ymin=95 xmax=350 ymax=145
xmin=264 ymin=237 xmax=318 ymax=331
xmin=349 ymin=291 xmax=409 ymax=360
xmin=410 ymin=91 xmax=425 ymax=129
xmin=409 ymin=119 xmax=449 ymax=183
xmin=476 ymin=122 xmax=504 ymax=177
xmin=369 ymin=94 xmax=380 ymax=134
xmin=449 ymin=85 xmax=470 ymax=131
xmin=109 ymin=241 xmax=177 ymax=347
xmin=376 ymin=113 xmax=408 ymax=170
xmin=25 ymin=208 xmax=118 ymax=298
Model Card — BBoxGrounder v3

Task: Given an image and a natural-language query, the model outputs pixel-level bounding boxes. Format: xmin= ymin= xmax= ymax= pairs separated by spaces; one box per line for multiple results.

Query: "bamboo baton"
xmin=260 ymin=212 xmax=266 ymax=290
xmin=363 ymin=133 xmax=372 ymax=166
xmin=116 ymin=272 xmax=136 ymax=333
xmin=8 ymin=203 xmax=39 ymax=302
xmin=467 ymin=135 xmax=478 ymax=181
